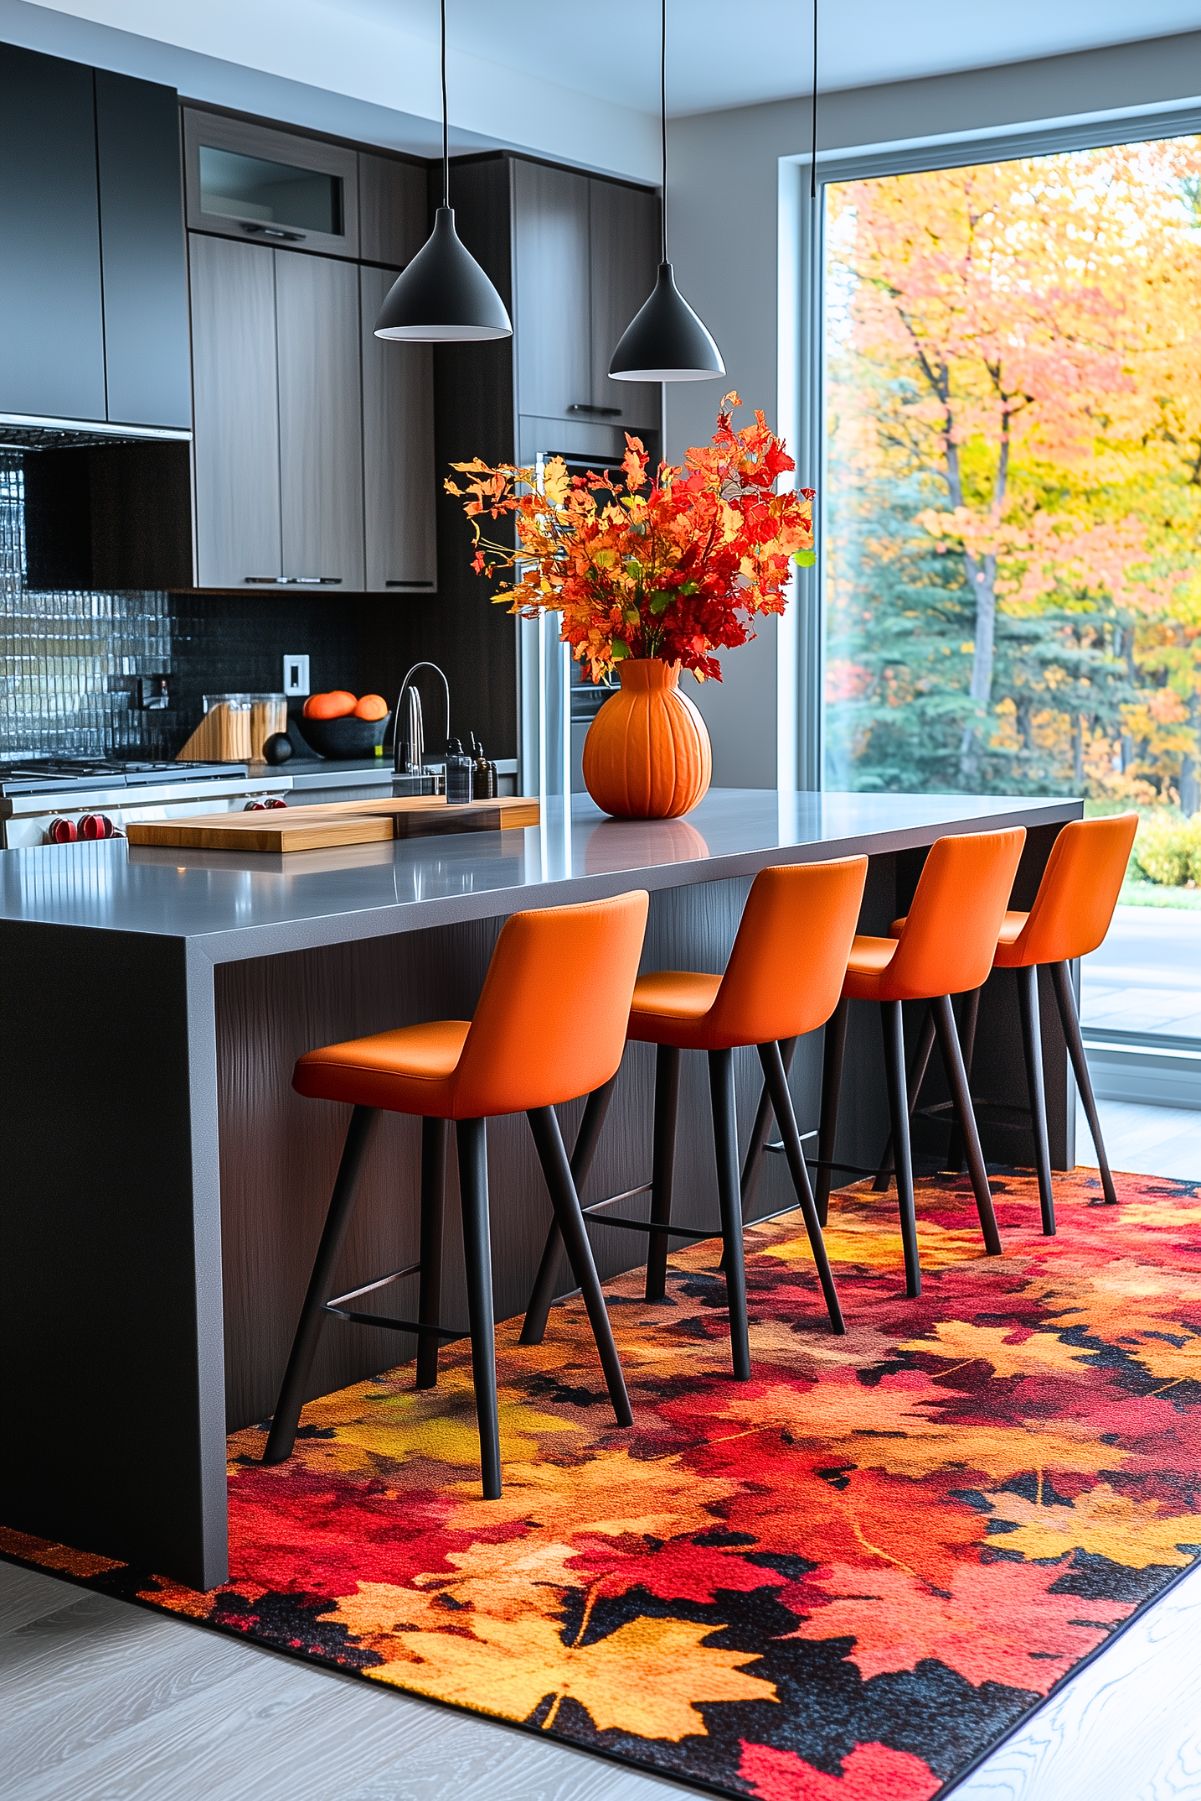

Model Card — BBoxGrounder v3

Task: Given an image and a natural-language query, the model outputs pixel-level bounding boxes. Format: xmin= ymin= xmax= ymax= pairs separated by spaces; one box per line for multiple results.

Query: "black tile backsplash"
xmin=0 ymin=450 xmax=425 ymax=759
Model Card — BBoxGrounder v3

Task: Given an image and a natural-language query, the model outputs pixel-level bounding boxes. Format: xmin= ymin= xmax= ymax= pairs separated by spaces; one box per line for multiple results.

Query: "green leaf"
xmin=610 ymin=639 xmax=630 ymax=660
xmin=648 ymin=589 xmax=673 ymax=616
xmin=624 ymin=557 xmax=644 ymax=580
xmin=793 ymin=550 xmax=817 ymax=567
xmin=680 ymin=579 xmax=700 ymax=596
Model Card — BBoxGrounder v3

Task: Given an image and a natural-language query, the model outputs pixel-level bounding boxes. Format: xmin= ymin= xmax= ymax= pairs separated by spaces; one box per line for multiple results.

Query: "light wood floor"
xmin=3 ymin=1097 xmax=1199 ymax=1801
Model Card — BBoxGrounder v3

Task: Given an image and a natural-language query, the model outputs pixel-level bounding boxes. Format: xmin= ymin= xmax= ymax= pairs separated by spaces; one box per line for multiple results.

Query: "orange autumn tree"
xmin=446 ymin=395 xmax=814 ymax=684
xmin=826 ymin=137 xmax=1201 ymax=805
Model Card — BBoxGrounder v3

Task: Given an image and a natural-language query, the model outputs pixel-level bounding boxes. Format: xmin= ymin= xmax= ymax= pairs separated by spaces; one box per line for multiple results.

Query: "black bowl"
xmin=295 ymin=712 xmax=391 ymax=759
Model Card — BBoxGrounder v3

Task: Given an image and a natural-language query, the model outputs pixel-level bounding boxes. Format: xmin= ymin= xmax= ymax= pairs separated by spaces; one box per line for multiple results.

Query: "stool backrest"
xmin=705 ymin=856 xmax=868 ymax=1047
xmin=453 ymin=889 xmax=650 ymax=1117
xmin=1011 ymin=813 xmax=1138 ymax=965
xmin=889 ymin=827 xmax=1026 ymax=1000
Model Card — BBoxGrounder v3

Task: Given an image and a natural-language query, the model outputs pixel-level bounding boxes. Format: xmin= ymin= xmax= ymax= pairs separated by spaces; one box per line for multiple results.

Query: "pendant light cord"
xmin=660 ymin=0 xmax=668 ymax=261
xmin=809 ymin=0 xmax=818 ymax=200
xmin=440 ymin=0 xmax=450 ymax=206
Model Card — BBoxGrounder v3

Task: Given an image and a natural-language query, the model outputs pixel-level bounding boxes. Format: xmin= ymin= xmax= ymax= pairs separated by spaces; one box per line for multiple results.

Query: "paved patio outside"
xmin=1083 ymin=905 xmax=1201 ymax=1040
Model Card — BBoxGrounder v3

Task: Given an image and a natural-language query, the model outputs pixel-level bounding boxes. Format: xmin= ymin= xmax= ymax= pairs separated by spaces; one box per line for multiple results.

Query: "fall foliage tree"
xmin=825 ymin=134 xmax=1201 ymax=809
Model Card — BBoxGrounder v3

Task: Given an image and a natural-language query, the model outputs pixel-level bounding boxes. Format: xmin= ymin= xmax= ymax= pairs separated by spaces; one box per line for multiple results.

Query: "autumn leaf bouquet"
xmin=445 ymin=393 xmax=814 ymax=685
xmin=446 ymin=394 xmax=813 ymax=819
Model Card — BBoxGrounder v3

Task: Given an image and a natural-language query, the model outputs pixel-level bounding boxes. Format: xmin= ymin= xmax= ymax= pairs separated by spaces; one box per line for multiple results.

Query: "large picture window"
xmin=821 ymin=132 xmax=1201 ymax=1075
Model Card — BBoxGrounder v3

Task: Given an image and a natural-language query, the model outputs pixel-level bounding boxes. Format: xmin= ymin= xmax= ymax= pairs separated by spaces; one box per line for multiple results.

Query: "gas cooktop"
xmin=0 ymin=758 xmax=250 ymax=796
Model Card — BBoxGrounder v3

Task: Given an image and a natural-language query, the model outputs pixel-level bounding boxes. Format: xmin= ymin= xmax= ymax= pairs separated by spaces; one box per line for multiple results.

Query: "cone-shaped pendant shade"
xmin=374 ymin=206 xmax=512 ymax=343
xmin=609 ymin=260 xmax=724 ymax=382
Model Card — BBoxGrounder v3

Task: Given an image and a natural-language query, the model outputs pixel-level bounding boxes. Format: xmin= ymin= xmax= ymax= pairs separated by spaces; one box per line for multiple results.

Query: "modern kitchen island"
xmin=0 ymin=788 xmax=1081 ymax=1588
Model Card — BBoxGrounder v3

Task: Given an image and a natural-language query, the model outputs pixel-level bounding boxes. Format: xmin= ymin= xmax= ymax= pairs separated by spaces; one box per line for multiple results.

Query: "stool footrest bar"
xmin=585 ymin=1212 xmax=712 ymax=1242
xmin=326 ymin=1262 xmax=422 ymax=1309
xmin=323 ymin=1305 xmax=466 ymax=1339
xmin=764 ymin=1129 xmax=817 ymax=1153
xmin=580 ymin=1182 xmax=654 ymax=1215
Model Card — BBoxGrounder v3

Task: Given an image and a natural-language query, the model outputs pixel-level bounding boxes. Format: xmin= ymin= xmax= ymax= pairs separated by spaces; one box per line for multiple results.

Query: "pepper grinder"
xmin=470 ymin=733 xmax=497 ymax=800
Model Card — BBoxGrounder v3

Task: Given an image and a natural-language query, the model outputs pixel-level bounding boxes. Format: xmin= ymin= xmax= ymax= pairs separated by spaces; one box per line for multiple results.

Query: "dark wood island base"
xmin=0 ymin=789 xmax=1080 ymax=1587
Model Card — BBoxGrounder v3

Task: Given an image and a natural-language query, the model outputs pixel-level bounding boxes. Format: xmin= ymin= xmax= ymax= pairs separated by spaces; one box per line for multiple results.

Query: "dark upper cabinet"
xmin=0 ymin=45 xmax=190 ymax=432
xmin=95 ymin=71 xmax=191 ymax=429
xmin=276 ymin=250 xmax=364 ymax=588
xmin=183 ymin=109 xmax=360 ymax=259
xmin=360 ymin=265 xmax=436 ymax=592
xmin=511 ymin=159 xmax=660 ymax=433
xmin=513 ymin=160 xmax=592 ymax=424
xmin=0 ymin=46 xmax=106 ymax=422
xmin=358 ymin=154 xmax=428 ymax=268
xmin=588 ymin=178 xmax=661 ymax=432
xmin=189 ymin=234 xmax=283 ymax=588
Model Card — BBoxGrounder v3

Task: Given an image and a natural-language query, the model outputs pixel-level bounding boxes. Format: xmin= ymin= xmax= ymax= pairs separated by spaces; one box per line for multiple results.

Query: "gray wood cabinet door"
xmin=588 ymin=178 xmax=662 ymax=433
xmin=189 ymin=234 xmax=282 ymax=588
xmin=275 ymin=250 xmax=365 ymax=589
xmin=0 ymin=46 xmax=105 ymax=422
xmin=512 ymin=159 xmax=592 ymax=424
xmin=359 ymin=154 xmax=428 ymax=268
xmin=360 ymin=266 xmax=436 ymax=592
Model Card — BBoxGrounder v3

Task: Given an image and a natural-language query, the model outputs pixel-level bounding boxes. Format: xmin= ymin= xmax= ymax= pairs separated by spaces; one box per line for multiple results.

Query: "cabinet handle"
xmin=385 ymin=579 xmax=435 ymax=589
xmin=568 ymin=403 xmax=622 ymax=417
xmin=291 ymin=575 xmax=343 ymax=585
xmin=245 ymin=575 xmax=287 ymax=584
xmin=241 ymin=223 xmax=307 ymax=243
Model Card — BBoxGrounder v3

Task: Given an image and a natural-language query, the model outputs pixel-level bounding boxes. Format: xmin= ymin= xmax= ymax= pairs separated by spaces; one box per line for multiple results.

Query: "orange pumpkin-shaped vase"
xmin=582 ymin=659 xmax=712 ymax=819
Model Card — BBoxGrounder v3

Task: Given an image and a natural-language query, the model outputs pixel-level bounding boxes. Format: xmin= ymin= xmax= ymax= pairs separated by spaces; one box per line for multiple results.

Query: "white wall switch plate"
xmin=283 ymin=653 xmax=310 ymax=697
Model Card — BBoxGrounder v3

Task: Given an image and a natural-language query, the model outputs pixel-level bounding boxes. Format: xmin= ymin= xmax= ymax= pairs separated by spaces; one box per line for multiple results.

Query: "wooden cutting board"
xmin=126 ymin=795 xmax=540 ymax=854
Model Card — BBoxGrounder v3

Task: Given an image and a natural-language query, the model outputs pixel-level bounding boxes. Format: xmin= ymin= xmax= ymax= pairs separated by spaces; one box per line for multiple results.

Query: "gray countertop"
xmin=0 ymin=789 xmax=1079 ymax=963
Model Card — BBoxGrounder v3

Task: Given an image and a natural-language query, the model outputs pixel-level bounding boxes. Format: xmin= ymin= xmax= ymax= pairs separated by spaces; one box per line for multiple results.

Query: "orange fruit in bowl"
xmin=303 ymin=690 xmax=357 ymax=721
xmin=353 ymin=693 xmax=389 ymax=722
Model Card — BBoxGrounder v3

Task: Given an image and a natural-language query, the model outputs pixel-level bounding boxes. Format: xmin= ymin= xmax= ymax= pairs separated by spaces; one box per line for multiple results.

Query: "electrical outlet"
xmin=283 ymin=653 xmax=310 ymax=697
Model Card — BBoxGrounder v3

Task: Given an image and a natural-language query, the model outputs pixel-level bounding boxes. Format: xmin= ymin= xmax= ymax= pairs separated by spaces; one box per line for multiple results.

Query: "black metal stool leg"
xmin=882 ymin=1001 xmax=921 ymax=1298
xmin=456 ymin=1116 xmax=502 ymax=1500
xmin=1017 ymin=966 xmax=1055 ymax=1235
xmin=646 ymin=1045 xmax=682 ymax=1302
xmin=415 ymin=1116 xmax=447 ymax=1388
xmin=933 ymin=993 xmax=1002 ymax=1255
xmin=1051 ymin=959 xmax=1118 ymax=1205
xmin=709 ymin=1048 xmax=751 ymax=1380
xmin=263 ymin=1105 xmax=381 ymax=1464
xmin=872 ymin=1005 xmax=936 ymax=1191
xmin=947 ymin=986 xmax=982 ymax=1175
xmin=816 ymin=998 xmax=849 ymax=1228
xmin=520 ymin=1077 xmax=616 ymax=1345
xmin=739 ymin=1037 xmax=798 ymax=1215
xmin=758 ymin=1041 xmax=845 ymax=1335
xmin=527 ymin=1106 xmax=633 ymax=1427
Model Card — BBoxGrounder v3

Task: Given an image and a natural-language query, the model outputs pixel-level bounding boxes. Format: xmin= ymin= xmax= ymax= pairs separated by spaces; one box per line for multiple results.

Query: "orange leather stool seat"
xmin=524 ymin=857 xmax=870 ymax=1376
xmin=815 ymin=827 xmax=1028 ymax=1299
xmin=885 ymin=814 xmax=1138 ymax=1231
xmin=266 ymin=890 xmax=650 ymax=1501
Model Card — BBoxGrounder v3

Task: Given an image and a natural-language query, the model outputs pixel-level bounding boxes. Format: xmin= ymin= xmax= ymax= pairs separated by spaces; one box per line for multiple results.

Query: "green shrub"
xmin=1132 ymin=811 xmax=1201 ymax=887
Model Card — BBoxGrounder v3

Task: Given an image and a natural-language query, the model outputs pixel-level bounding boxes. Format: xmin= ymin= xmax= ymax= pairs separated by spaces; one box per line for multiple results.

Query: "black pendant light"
xmin=375 ymin=0 xmax=512 ymax=343
xmin=609 ymin=0 xmax=724 ymax=383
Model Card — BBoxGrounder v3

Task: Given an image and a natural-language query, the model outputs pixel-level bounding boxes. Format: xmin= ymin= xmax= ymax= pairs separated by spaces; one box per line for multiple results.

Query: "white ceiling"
xmin=337 ymin=0 xmax=1201 ymax=117
xmin=4 ymin=0 xmax=1201 ymax=184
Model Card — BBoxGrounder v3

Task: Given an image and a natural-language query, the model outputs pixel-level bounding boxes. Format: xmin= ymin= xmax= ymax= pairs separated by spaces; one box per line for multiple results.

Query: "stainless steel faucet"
xmin=393 ymin=661 xmax=451 ymax=776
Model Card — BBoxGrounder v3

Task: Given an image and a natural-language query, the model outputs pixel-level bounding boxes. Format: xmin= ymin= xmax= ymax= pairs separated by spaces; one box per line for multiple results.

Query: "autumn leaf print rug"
xmin=5 ymin=1168 xmax=1201 ymax=1800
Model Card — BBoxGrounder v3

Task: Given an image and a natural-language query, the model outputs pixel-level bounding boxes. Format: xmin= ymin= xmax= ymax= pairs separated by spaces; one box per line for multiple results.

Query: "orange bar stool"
xmin=884 ymin=814 xmax=1139 ymax=1233
xmin=263 ymin=889 xmax=650 ymax=1499
xmin=814 ymin=827 xmax=1027 ymax=1298
xmin=522 ymin=857 xmax=869 ymax=1378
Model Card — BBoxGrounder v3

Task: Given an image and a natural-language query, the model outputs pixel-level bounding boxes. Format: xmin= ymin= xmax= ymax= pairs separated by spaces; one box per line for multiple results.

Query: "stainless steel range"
xmin=0 ymin=757 xmax=292 ymax=848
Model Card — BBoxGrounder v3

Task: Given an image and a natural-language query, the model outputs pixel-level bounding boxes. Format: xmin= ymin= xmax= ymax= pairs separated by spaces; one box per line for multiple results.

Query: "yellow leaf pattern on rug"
xmin=374 ymin=1611 xmax=777 ymax=1739
xmin=988 ymin=1482 xmax=1201 ymax=1568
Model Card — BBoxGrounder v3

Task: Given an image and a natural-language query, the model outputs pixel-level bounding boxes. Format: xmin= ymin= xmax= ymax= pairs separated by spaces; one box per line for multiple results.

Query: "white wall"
xmin=665 ymin=29 xmax=1201 ymax=788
